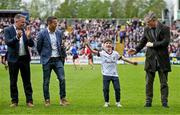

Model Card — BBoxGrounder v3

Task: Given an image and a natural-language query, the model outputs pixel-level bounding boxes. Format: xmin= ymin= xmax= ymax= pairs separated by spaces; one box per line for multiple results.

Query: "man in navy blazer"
xmin=37 ymin=16 xmax=69 ymax=106
xmin=4 ymin=14 xmax=34 ymax=107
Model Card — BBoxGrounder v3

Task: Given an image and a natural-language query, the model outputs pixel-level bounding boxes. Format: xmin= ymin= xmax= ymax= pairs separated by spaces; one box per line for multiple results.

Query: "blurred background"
xmin=0 ymin=0 xmax=180 ymax=64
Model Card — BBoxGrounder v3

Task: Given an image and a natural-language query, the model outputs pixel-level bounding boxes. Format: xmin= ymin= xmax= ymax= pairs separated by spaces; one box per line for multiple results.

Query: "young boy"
xmin=86 ymin=39 xmax=137 ymax=107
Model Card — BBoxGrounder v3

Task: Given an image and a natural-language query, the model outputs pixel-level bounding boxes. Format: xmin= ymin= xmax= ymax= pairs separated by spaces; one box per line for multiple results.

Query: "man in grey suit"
xmin=128 ymin=11 xmax=171 ymax=108
xmin=4 ymin=14 xmax=34 ymax=107
xmin=37 ymin=16 xmax=69 ymax=106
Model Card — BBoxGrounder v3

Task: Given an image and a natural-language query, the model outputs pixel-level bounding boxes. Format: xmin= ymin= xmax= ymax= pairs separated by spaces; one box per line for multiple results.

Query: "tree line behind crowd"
xmin=0 ymin=0 xmax=166 ymax=19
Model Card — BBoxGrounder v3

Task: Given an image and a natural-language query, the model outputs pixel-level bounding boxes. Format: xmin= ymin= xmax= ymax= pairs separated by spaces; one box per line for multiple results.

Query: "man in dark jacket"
xmin=128 ymin=11 xmax=171 ymax=108
xmin=4 ymin=14 xmax=34 ymax=107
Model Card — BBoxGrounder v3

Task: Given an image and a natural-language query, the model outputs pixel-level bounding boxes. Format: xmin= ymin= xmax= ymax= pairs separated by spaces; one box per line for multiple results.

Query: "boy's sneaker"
xmin=116 ymin=102 xmax=122 ymax=107
xmin=103 ymin=102 xmax=110 ymax=107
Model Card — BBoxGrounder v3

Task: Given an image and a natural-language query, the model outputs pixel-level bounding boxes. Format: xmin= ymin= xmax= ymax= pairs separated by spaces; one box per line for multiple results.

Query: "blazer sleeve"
xmin=4 ymin=27 xmax=19 ymax=48
xmin=36 ymin=31 xmax=43 ymax=54
xmin=27 ymin=38 xmax=34 ymax=47
xmin=135 ymin=33 xmax=147 ymax=53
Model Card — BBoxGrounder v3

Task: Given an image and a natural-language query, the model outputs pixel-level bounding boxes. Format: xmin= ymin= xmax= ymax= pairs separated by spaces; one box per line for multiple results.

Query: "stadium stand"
xmin=0 ymin=14 xmax=180 ymax=64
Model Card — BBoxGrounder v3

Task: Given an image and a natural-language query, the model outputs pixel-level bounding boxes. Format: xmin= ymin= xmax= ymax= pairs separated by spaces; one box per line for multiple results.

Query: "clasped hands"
xmin=17 ymin=26 xmax=31 ymax=40
xmin=17 ymin=29 xmax=23 ymax=39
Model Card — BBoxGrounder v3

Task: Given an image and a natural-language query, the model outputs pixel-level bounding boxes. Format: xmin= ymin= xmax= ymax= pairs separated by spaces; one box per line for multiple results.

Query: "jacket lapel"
xmin=156 ymin=22 xmax=162 ymax=38
xmin=11 ymin=26 xmax=17 ymax=36
xmin=45 ymin=29 xmax=51 ymax=46
xmin=11 ymin=26 xmax=19 ymax=50
xmin=55 ymin=30 xmax=61 ymax=48
xmin=22 ymin=29 xmax=27 ymax=43
xmin=145 ymin=27 xmax=153 ymax=41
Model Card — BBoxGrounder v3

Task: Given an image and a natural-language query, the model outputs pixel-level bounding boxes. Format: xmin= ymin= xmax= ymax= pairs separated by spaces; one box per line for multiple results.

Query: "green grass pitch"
xmin=0 ymin=64 xmax=180 ymax=114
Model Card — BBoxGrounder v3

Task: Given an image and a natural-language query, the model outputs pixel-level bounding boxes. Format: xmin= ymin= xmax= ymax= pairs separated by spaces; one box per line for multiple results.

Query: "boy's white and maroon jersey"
xmin=98 ymin=50 xmax=122 ymax=77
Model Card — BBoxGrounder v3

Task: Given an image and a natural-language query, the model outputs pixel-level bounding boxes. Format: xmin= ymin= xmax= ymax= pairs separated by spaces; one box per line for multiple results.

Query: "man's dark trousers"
xmin=145 ymin=69 xmax=168 ymax=104
xmin=8 ymin=55 xmax=33 ymax=103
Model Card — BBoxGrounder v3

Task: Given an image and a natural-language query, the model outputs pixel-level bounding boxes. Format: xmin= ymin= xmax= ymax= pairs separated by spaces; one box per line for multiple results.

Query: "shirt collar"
xmin=13 ymin=25 xmax=17 ymax=30
xmin=13 ymin=25 xmax=24 ymax=31
xmin=47 ymin=27 xmax=56 ymax=34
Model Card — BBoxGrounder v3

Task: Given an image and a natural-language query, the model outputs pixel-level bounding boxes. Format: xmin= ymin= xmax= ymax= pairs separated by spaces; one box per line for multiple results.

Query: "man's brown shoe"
xmin=10 ymin=103 xmax=18 ymax=107
xmin=60 ymin=98 xmax=69 ymax=106
xmin=27 ymin=102 xmax=34 ymax=107
xmin=45 ymin=99 xmax=50 ymax=107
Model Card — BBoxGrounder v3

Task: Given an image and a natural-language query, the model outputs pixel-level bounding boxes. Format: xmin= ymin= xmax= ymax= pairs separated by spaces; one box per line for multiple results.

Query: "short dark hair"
xmin=144 ymin=11 xmax=157 ymax=23
xmin=47 ymin=16 xmax=57 ymax=24
xmin=14 ymin=14 xmax=26 ymax=20
xmin=104 ymin=39 xmax=112 ymax=43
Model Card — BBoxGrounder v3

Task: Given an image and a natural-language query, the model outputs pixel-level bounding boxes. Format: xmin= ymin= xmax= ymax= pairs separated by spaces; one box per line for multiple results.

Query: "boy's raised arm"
xmin=121 ymin=56 xmax=138 ymax=65
xmin=85 ymin=41 xmax=99 ymax=55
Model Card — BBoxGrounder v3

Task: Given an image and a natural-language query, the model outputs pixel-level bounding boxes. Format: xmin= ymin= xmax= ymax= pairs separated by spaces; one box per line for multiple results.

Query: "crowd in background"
xmin=1 ymin=17 xmax=180 ymax=61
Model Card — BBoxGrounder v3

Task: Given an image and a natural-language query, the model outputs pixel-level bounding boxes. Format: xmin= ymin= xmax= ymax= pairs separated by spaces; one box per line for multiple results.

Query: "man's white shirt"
xmin=47 ymin=28 xmax=59 ymax=57
xmin=13 ymin=25 xmax=26 ymax=56
xmin=99 ymin=50 xmax=121 ymax=77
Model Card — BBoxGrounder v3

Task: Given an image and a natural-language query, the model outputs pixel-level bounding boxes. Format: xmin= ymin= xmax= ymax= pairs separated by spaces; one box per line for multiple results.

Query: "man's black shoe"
xmin=162 ymin=103 xmax=169 ymax=108
xmin=144 ymin=103 xmax=152 ymax=107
